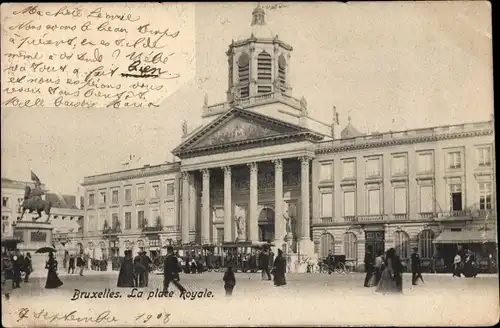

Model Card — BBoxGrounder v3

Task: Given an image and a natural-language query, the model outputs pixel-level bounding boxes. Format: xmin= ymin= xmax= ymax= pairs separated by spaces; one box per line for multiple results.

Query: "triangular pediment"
xmin=173 ymin=107 xmax=306 ymax=154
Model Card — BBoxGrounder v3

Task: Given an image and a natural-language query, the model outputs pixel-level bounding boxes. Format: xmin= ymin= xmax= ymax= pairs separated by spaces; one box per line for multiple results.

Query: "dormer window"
xmin=238 ymin=53 xmax=250 ymax=98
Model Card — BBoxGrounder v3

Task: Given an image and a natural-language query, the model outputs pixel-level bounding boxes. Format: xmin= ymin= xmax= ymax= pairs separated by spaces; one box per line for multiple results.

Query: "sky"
xmin=1 ymin=2 xmax=493 ymax=194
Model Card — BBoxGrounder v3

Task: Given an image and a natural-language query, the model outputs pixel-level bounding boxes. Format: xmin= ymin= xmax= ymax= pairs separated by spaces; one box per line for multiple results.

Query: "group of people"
xmin=117 ymin=250 xmax=153 ymax=287
xmin=453 ymin=249 xmax=479 ymax=278
xmin=64 ymin=252 xmax=86 ymax=276
xmin=1 ymin=250 xmax=33 ymax=299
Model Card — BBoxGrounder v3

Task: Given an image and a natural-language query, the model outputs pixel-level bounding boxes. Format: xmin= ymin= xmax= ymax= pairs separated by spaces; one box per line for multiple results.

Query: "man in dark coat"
xmin=68 ymin=255 xmax=76 ymax=274
xmin=260 ymin=249 xmax=271 ymax=280
xmin=273 ymin=249 xmax=287 ymax=286
xmin=163 ymin=246 xmax=185 ymax=293
xmin=134 ymin=252 xmax=145 ymax=287
xmin=327 ymin=251 xmax=334 ymax=274
xmin=363 ymin=246 xmax=374 ymax=287
xmin=139 ymin=251 xmax=152 ymax=287
xmin=23 ymin=253 xmax=32 ymax=283
xmin=411 ymin=247 xmax=424 ymax=285
xmin=117 ymin=250 xmax=135 ymax=287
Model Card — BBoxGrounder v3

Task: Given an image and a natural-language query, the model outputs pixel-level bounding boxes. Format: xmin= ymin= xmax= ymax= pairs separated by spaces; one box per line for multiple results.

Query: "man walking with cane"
xmin=411 ymin=247 xmax=424 ymax=285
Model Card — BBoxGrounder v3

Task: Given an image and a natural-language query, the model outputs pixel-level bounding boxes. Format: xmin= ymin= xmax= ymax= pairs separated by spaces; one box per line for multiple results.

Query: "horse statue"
xmin=19 ymin=186 xmax=52 ymax=222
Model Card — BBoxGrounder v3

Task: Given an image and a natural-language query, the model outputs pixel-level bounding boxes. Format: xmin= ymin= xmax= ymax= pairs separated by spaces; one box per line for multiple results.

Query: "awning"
xmin=433 ymin=230 xmax=497 ymax=244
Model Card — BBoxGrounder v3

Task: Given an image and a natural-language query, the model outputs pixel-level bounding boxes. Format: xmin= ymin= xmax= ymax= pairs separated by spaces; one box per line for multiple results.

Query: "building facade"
xmin=79 ymin=5 xmax=496 ymax=271
xmin=80 ymin=163 xmax=181 ymax=259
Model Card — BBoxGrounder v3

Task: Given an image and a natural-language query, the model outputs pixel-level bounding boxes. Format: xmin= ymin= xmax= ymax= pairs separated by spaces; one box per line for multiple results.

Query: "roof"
xmin=432 ymin=229 xmax=497 ymax=244
xmin=46 ymin=193 xmax=78 ymax=209
xmin=341 ymin=120 xmax=365 ymax=139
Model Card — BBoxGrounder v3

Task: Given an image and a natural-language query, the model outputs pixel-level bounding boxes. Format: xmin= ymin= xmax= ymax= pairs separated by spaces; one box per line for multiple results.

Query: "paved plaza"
xmin=2 ymin=271 xmax=499 ymax=326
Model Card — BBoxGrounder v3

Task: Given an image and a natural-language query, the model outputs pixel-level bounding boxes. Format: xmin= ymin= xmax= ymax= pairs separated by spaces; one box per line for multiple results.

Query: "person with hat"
xmin=163 ymin=246 xmax=185 ymax=293
xmin=117 ymin=250 xmax=135 ymax=287
xmin=139 ymin=250 xmax=152 ymax=287
xmin=411 ymin=247 xmax=424 ymax=285
xmin=134 ymin=251 xmax=146 ymax=287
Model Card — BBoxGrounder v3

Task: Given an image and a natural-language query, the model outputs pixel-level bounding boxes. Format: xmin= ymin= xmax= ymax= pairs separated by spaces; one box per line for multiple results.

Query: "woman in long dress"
xmin=117 ymin=250 xmax=135 ymax=287
xmin=45 ymin=253 xmax=63 ymax=289
xmin=375 ymin=248 xmax=403 ymax=294
xmin=273 ymin=249 xmax=287 ymax=286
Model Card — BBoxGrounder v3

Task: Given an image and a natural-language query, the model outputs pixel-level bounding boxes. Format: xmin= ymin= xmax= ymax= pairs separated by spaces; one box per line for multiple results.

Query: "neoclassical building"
xmin=79 ymin=5 xmax=496 ymax=271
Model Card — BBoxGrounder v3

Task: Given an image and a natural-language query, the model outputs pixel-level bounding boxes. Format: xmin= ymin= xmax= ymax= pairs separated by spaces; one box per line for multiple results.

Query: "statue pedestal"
xmin=14 ymin=218 xmax=53 ymax=275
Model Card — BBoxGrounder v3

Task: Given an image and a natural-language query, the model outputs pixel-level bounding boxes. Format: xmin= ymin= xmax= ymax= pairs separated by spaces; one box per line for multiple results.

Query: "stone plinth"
xmin=13 ymin=216 xmax=54 ymax=274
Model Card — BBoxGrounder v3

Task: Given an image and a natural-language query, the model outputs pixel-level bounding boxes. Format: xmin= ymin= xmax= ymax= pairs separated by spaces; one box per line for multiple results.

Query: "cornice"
xmin=83 ymin=164 xmax=180 ymax=187
xmin=316 ymin=129 xmax=493 ymax=154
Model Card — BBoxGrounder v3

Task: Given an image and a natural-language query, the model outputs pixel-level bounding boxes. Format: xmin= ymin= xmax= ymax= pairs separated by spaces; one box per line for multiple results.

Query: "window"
xmin=479 ymin=182 xmax=492 ymax=210
xmin=125 ymin=212 xmax=132 ymax=230
xmin=99 ymin=191 xmax=106 ymax=204
xmin=477 ymin=147 xmax=492 ymax=167
xmin=320 ymin=163 xmax=333 ymax=181
xmin=151 ymin=208 xmax=160 ymax=225
xmin=394 ymin=187 xmax=407 ymax=214
xmin=417 ymin=152 xmax=433 ymax=173
xmin=150 ymin=183 xmax=160 ymax=198
xmin=257 ymin=51 xmax=272 ymax=84
xmin=164 ymin=202 xmax=175 ymax=226
xmin=394 ymin=231 xmax=410 ymax=259
xmin=449 ymin=183 xmax=462 ymax=211
xmin=320 ymin=192 xmax=333 ymax=217
xmin=344 ymin=233 xmax=357 ymax=260
xmin=238 ymin=53 xmax=250 ymax=98
xmin=138 ymin=210 xmax=145 ymax=228
xmin=392 ymin=155 xmax=407 ymax=175
xmin=88 ymin=194 xmax=95 ymax=206
xmin=165 ymin=182 xmax=175 ymax=197
xmin=366 ymin=158 xmax=381 ymax=177
xmin=216 ymin=228 xmax=224 ymax=244
xmin=2 ymin=197 xmax=9 ymax=207
xmin=112 ymin=190 xmax=119 ymax=203
xmin=367 ymin=189 xmax=381 ymax=215
xmin=448 ymin=151 xmax=462 ymax=169
xmin=343 ymin=191 xmax=356 ymax=216
xmin=418 ymin=230 xmax=435 ymax=259
xmin=99 ymin=213 xmax=106 ymax=230
xmin=278 ymin=55 xmax=287 ymax=93
xmin=137 ymin=185 xmax=145 ymax=200
xmin=320 ymin=233 xmax=334 ymax=259
xmin=88 ymin=215 xmax=95 ymax=232
xmin=1 ymin=216 xmax=9 ymax=234
xmin=125 ymin=188 xmax=132 ymax=202
xmin=342 ymin=160 xmax=356 ymax=179
xmin=111 ymin=213 xmax=119 ymax=229
xmin=419 ymin=185 xmax=434 ymax=213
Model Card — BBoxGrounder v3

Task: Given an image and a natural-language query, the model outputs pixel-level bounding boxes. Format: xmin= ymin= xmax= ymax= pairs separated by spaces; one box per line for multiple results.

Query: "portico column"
xmin=201 ymin=169 xmax=211 ymax=244
xmin=273 ymin=159 xmax=284 ymax=244
xmin=181 ymin=172 xmax=190 ymax=244
xmin=223 ymin=166 xmax=232 ymax=242
xmin=299 ymin=156 xmax=311 ymax=246
xmin=248 ymin=162 xmax=259 ymax=242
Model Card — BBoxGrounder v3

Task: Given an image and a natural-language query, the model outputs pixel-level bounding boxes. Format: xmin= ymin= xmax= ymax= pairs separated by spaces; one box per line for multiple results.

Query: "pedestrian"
xmin=163 ymin=246 xmax=185 ymax=293
xmin=77 ymin=254 xmax=85 ymax=276
xmin=376 ymin=248 xmax=403 ymax=294
xmin=462 ymin=250 xmax=478 ymax=278
xmin=2 ymin=251 xmax=14 ymax=300
xmin=134 ymin=252 xmax=146 ymax=287
xmin=11 ymin=250 xmax=22 ymax=289
xmin=117 ymin=250 xmax=135 ymax=287
xmin=327 ymin=251 xmax=334 ymax=275
xmin=23 ymin=253 xmax=32 ymax=283
xmin=363 ymin=246 xmax=374 ymax=287
xmin=140 ymin=251 xmax=152 ymax=287
xmin=260 ymin=249 xmax=271 ymax=281
xmin=272 ymin=249 xmax=287 ymax=287
xmin=223 ymin=265 xmax=236 ymax=296
xmin=411 ymin=247 xmax=424 ymax=285
xmin=68 ymin=254 xmax=75 ymax=274
xmin=45 ymin=252 xmax=63 ymax=289
xmin=452 ymin=253 xmax=462 ymax=277
xmin=374 ymin=251 xmax=385 ymax=286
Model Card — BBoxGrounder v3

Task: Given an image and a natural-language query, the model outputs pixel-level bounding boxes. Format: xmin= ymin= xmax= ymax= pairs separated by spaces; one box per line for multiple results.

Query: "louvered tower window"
xmin=278 ymin=55 xmax=287 ymax=93
xmin=257 ymin=51 xmax=272 ymax=94
xmin=238 ymin=53 xmax=250 ymax=98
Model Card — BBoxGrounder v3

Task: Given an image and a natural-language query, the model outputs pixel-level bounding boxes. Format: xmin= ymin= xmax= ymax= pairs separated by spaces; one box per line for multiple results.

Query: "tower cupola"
xmin=226 ymin=4 xmax=293 ymax=103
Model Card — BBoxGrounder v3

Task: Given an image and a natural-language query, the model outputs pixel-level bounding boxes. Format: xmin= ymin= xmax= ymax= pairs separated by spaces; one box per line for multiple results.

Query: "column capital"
xmin=247 ymin=162 xmax=258 ymax=173
xmin=222 ymin=165 xmax=232 ymax=175
xmin=272 ymin=159 xmax=283 ymax=171
xmin=201 ymin=168 xmax=210 ymax=179
xmin=299 ymin=156 xmax=312 ymax=166
xmin=181 ymin=171 xmax=190 ymax=179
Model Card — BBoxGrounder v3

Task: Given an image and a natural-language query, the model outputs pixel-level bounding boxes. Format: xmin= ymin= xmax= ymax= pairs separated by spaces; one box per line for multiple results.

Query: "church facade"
xmin=80 ymin=5 xmax=496 ymax=272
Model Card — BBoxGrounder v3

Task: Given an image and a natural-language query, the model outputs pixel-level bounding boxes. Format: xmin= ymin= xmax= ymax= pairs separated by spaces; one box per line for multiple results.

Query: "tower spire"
xmin=251 ymin=3 xmax=266 ymax=26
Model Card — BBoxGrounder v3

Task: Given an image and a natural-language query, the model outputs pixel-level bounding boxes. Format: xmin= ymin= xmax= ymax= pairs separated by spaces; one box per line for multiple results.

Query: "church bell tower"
xmin=226 ymin=4 xmax=293 ymax=102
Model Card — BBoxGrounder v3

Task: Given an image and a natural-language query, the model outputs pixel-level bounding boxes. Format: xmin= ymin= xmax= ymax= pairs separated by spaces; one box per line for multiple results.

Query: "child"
xmin=223 ymin=265 xmax=236 ymax=296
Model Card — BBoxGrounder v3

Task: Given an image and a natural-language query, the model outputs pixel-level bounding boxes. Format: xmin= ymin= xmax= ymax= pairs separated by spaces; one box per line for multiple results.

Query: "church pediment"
xmin=173 ymin=107 xmax=312 ymax=156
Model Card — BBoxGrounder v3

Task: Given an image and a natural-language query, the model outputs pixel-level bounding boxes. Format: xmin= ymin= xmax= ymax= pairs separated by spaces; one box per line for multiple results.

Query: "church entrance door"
xmin=258 ymin=207 xmax=275 ymax=242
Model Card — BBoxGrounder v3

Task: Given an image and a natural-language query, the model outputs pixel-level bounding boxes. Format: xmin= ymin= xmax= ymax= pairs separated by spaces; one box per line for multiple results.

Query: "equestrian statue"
xmin=19 ymin=171 xmax=52 ymax=222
